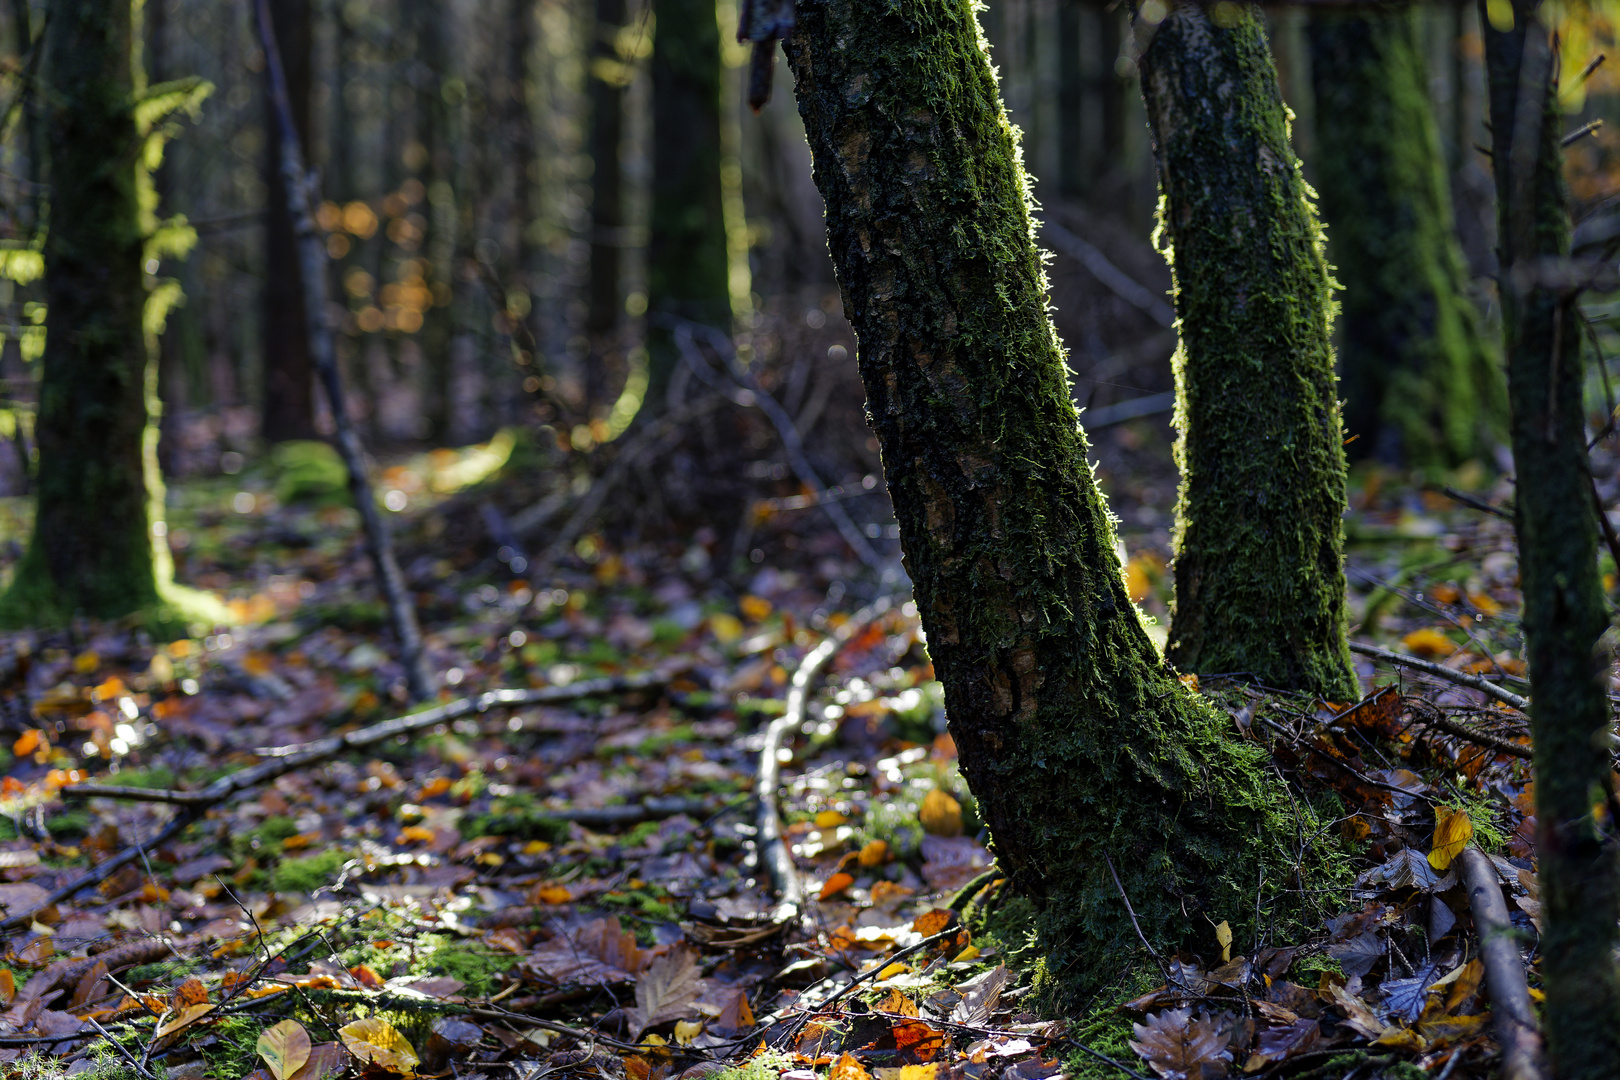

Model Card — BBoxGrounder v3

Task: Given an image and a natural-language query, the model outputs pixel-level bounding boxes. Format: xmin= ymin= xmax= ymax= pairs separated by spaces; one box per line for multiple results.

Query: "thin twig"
xmin=757 ymin=597 xmax=893 ymax=914
xmin=1436 ymin=485 xmax=1514 ymax=521
xmin=83 ymin=1014 xmax=154 ymax=1080
xmin=1348 ymin=641 xmax=1529 ymax=711
xmin=1105 ymin=852 xmax=1172 ymax=988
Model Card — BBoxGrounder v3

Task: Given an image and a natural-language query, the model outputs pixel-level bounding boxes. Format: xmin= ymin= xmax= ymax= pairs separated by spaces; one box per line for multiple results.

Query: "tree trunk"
xmin=1483 ymin=4 xmax=1620 ymax=1076
xmin=586 ymin=0 xmax=626 ymax=342
xmin=646 ymin=0 xmax=729 ymax=409
xmin=1137 ymin=2 xmax=1356 ymax=700
xmin=409 ymin=0 xmax=456 ymax=442
xmin=782 ymin=0 xmax=1313 ymax=1005
xmin=0 ymin=0 xmax=159 ymax=623
xmin=261 ymin=0 xmax=316 ymax=443
xmin=1309 ymin=5 xmax=1502 ymax=471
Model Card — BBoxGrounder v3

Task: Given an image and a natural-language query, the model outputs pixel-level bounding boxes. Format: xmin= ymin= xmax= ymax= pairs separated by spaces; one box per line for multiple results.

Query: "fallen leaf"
xmin=535 ymin=885 xmax=571 ymax=905
xmin=815 ymin=810 xmax=848 ymax=828
xmin=1401 ymin=628 xmax=1455 ymax=658
xmin=258 ymin=1019 xmax=313 ymax=1080
xmin=635 ymin=945 xmax=701 ymax=1030
xmin=522 ymin=916 xmax=647 ymax=984
xmin=919 ymin=790 xmax=963 ymax=837
xmin=339 ymin=1016 xmax=419 ymax=1075
xmin=155 ymin=1001 xmax=216 ymax=1039
xmin=1241 ymin=1018 xmax=1318 ymax=1071
xmin=1382 ymin=963 xmax=1438 ymax=1022
xmin=1328 ymin=985 xmax=1383 ymax=1041
xmin=819 ymin=872 xmax=855 ymax=900
xmin=1325 ymin=932 xmax=1383 ymax=978
xmin=1428 ymin=808 xmax=1473 ymax=871
xmin=950 ymin=964 xmax=1008 ymax=1026
xmin=858 ymin=840 xmax=889 ymax=867
xmin=1130 ymin=1009 xmax=1232 ymax=1079
xmin=0 ymin=968 xmax=13 ymax=1006
xmin=1214 ymin=921 xmax=1232 ymax=964
xmin=829 ymin=1052 xmax=872 ymax=1080
xmin=173 ymin=977 xmax=210 ymax=1008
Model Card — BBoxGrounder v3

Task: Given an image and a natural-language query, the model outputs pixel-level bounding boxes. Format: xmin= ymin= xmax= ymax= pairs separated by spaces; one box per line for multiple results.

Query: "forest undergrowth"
xmin=0 ymin=426 xmax=1586 ymax=1080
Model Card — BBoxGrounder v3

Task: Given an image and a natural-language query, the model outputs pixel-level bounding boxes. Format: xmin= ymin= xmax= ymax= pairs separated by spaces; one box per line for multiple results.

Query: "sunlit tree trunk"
xmin=261 ymin=0 xmax=316 ymax=442
xmin=1 ymin=0 xmax=161 ymax=623
xmin=1137 ymin=2 xmax=1356 ymax=699
xmin=783 ymin=0 xmax=1311 ymax=1005
xmin=1309 ymin=5 xmax=1502 ymax=471
xmin=1483 ymin=4 xmax=1620 ymax=1076
xmin=646 ymin=0 xmax=728 ymax=410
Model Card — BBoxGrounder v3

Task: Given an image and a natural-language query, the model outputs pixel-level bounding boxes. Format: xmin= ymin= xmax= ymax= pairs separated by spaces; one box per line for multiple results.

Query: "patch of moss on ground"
xmin=271 ymin=848 xmax=350 ymax=893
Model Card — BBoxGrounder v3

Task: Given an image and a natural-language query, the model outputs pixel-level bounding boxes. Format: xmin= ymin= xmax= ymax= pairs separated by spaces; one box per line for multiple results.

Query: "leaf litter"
xmin=0 ymin=451 xmax=1576 ymax=1080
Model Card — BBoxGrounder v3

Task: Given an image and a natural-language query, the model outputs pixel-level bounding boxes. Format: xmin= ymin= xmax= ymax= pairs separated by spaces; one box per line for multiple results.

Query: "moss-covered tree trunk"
xmin=261 ymin=0 xmax=316 ymax=443
xmin=0 ymin=0 xmax=159 ymax=622
xmin=782 ymin=0 xmax=1309 ymax=1003
xmin=646 ymin=0 xmax=729 ymax=409
xmin=1483 ymin=4 xmax=1620 ymax=1075
xmin=1137 ymin=3 xmax=1356 ymax=700
xmin=1308 ymin=6 xmax=1502 ymax=471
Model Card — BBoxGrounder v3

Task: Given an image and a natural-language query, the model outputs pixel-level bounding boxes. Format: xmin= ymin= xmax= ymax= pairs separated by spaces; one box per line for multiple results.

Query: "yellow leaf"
xmin=876 ymin=962 xmax=910 ymax=981
xmin=522 ymin=840 xmax=551 ymax=855
xmin=338 ymin=1017 xmax=419 ymax=1075
xmin=396 ymin=825 xmax=435 ymax=844
xmin=11 ymin=729 xmax=41 ymax=756
xmin=155 ymin=1002 xmax=216 ymax=1039
xmin=858 ymin=839 xmax=890 ymax=867
xmin=1215 ymin=920 xmax=1232 ymax=963
xmin=1372 ymin=1025 xmax=1426 ymax=1052
xmin=257 ymin=1019 xmax=313 ymax=1080
xmin=709 ymin=613 xmax=744 ymax=644
xmin=739 ymin=595 xmax=773 ymax=622
xmin=952 ymin=945 xmax=980 ymax=964
xmin=536 ymin=885 xmax=571 ymax=905
xmin=1428 ymin=807 xmax=1474 ymax=870
xmin=830 ymin=1053 xmax=873 ymax=1080
xmin=0 ymin=968 xmax=13 ymax=1005
xmin=72 ymin=651 xmax=100 ymax=675
xmin=673 ymin=1020 xmax=704 ymax=1046
xmin=1401 ymin=628 xmax=1456 ymax=658
xmin=919 ymin=789 xmax=963 ymax=837
xmin=815 ymin=810 xmax=849 ymax=829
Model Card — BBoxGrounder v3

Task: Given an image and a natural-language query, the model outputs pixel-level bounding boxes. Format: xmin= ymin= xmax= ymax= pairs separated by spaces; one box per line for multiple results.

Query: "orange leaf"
xmin=918 ymin=790 xmax=963 ymax=837
xmin=829 ymin=1053 xmax=872 ymax=1080
xmin=396 ymin=825 xmax=436 ymax=844
xmin=535 ymin=885 xmax=572 ymax=905
xmin=819 ymin=872 xmax=855 ymax=900
xmin=11 ymin=730 xmax=40 ymax=756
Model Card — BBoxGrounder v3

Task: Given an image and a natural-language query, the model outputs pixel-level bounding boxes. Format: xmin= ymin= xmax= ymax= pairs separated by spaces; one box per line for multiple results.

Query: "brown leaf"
xmin=635 ymin=945 xmax=702 ymax=1029
xmin=173 ymin=977 xmax=210 ymax=1008
xmin=1328 ymin=985 xmax=1384 ymax=1041
xmin=950 ymin=964 xmax=1008 ymax=1026
xmin=1129 ymin=1009 xmax=1232 ymax=1080
xmin=68 ymin=960 xmax=107 ymax=1011
xmin=919 ymin=791 xmax=962 ymax=837
xmin=522 ymin=916 xmax=648 ymax=985
xmin=1242 ymin=1018 xmax=1318 ymax=1071
xmin=286 ymin=1043 xmax=346 ymax=1080
xmin=829 ymin=1053 xmax=872 ymax=1080
xmin=888 ymin=1019 xmax=947 ymax=1063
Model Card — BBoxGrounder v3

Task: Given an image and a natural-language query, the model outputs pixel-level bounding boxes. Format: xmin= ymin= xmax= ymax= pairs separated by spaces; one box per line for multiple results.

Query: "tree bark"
xmin=782 ymin=0 xmax=1311 ymax=1005
xmin=1309 ymin=5 xmax=1502 ymax=471
xmin=0 ymin=0 xmax=158 ymax=623
xmin=646 ymin=0 xmax=729 ymax=409
xmin=1137 ymin=2 xmax=1356 ymax=700
xmin=408 ymin=0 xmax=456 ymax=442
xmin=586 ymin=0 xmax=627 ymax=342
xmin=1482 ymin=4 xmax=1620 ymax=1076
xmin=261 ymin=0 xmax=316 ymax=443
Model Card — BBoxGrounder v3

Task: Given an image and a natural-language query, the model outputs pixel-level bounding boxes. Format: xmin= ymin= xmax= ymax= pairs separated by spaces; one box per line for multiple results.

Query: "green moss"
xmin=271 ymin=439 xmax=349 ymax=504
xmin=47 ymin=808 xmax=93 ymax=840
xmin=1138 ymin=4 xmax=1357 ymax=699
xmin=1309 ymin=8 xmax=1503 ymax=471
xmin=271 ymin=848 xmax=350 ymax=894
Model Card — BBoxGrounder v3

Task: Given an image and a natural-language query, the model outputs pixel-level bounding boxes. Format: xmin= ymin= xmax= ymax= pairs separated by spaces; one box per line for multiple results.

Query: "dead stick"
xmin=1457 ymin=848 xmax=1545 ymax=1080
xmin=64 ymin=668 xmax=679 ymax=807
xmin=1421 ymin=709 xmax=1533 ymax=761
xmin=253 ymin=0 xmax=434 ymax=703
xmin=757 ymin=598 xmax=892 ymax=913
xmin=1348 ymin=641 xmax=1529 ymax=711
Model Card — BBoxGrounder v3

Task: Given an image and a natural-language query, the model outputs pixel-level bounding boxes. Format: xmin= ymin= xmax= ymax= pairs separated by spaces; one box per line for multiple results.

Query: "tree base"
xmin=0 ymin=562 xmax=228 ymax=637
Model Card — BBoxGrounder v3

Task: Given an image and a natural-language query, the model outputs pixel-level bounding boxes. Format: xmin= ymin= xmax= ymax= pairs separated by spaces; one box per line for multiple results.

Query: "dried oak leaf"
xmin=1129 ymin=1009 xmax=1231 ymax=1080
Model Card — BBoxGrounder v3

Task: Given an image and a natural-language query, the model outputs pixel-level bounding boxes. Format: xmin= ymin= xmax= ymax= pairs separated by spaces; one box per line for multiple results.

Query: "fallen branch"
xmin=1348 ymin=641 xmax=1529 ymax=711
xmin=757 ymin=598 xmax=893 ymax=914
xmin=1409 ymin=699 xmax=1533 ymax=761
xmin=1457 ymin=848 xmax=1544 ymax=1080
xmin=1041 ymin=220 xmax=1176 ymax=328
xmin=4 ymin=670 xmax=680 ymax=933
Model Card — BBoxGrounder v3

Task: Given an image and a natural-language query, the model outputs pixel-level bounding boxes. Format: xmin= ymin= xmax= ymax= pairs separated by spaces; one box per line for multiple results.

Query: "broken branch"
xmin=1348 ymin=641 xmax=1529 ymax=711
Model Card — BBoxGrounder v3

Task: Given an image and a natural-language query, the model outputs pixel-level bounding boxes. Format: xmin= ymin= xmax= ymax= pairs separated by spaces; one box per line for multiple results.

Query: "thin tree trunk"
xmin=586 ymin=0 xmax=626 ymax=344
xmin=255 ymin=0 xmax=436 ymax=705
xmin=1137 ymin=2 xmax=1356 ymax=699
xmin=409 ymin=0 xmax=455 ymax=442
xmin=9 ymin=0 xmax=44 ymax=234
xmin=646 ymin=0 xmax=728 ymax=410
xmin=261 ymin=0 xmax=316 ymax=442
xmin=507 ymin=0 xmax=539 ymax=346
xmin=782 ymin=0 xmax=1313 ymax=1005
xmin=1309 ymin=5 xmax=1502 ymax=471
xmin=1483 ymin=4 xmax=1620 ymax=1076
xmin=0 ymin=0 xmax=158 ymax=623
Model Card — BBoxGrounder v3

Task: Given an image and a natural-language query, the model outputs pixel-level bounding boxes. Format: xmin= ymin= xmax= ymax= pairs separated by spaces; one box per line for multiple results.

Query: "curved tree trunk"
xmin=782 ymin=0 xmax=1311 ymax=1004
xmin=646 ymin=0 xmax=729 ymax=410
xmin=1137 ymin=3 xmax=1356 ymax=700
xmin=1 ymin=0 xmax=159 ymax=623
xmin=1483 ymin=4 xmax=1620 ymax=1076
xmin=1309 ymin=5 xmax=1502 ymax=471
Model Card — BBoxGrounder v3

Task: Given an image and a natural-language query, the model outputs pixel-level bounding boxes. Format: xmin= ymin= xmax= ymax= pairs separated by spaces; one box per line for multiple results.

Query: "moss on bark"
xmin=782 ymin=0 xmax=1332 ymax=1004
xmin=0 ymin=0 xmax=219 ymax=633
xmin=1309 ymin=6 xmax=1502 ymax=471
xmin=1482 ymin=4 xmax=1620 ymax=1075
xmin=1137 ymin=3 xmax=1356 ymax=700
xmin=646 ymin=0 xmax=730 ymax=408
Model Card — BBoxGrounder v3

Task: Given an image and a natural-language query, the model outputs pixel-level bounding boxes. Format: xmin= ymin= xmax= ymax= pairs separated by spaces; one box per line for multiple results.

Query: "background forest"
xmin=1 ymin=1 xmax=1619 ymax=1080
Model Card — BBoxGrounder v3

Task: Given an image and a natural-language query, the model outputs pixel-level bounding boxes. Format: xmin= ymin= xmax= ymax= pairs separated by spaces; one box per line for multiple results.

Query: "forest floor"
xmin=0 ymin=416 xmax=1573 ymax=1080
